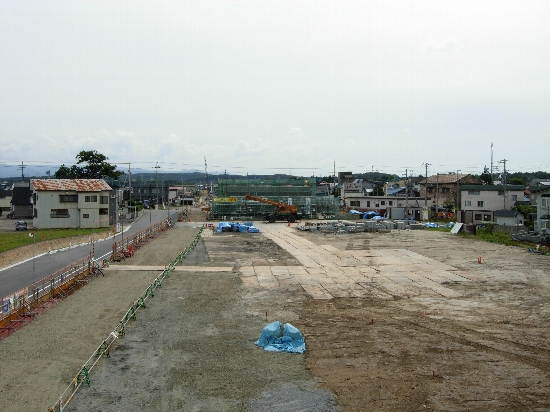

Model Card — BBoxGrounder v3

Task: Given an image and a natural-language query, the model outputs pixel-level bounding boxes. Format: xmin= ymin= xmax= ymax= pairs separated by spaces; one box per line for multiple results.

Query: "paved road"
xmin=0 ymin=209 xmax=179 ymax=298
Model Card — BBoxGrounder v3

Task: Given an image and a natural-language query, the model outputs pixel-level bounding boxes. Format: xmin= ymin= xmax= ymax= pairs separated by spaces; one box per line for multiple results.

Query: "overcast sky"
xmin=1 ymin=1 xmax=549 ymax=179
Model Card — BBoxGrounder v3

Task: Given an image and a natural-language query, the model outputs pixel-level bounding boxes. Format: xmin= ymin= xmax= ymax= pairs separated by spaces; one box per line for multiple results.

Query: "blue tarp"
xmin=216 ymin=222 xmax=260 ymax=233
xmin=216 ymin=222 xmax=232 ymax=232
xmin=255 ymin=321 xmax=306 ymax=354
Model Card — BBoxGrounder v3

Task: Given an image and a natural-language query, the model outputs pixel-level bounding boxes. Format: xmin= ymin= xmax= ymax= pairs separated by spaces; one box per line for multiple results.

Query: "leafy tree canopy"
xmin=479 ymin=166 xmax=493 ymax=185
xmin=54 ymin=150 xmax=124 ymax=180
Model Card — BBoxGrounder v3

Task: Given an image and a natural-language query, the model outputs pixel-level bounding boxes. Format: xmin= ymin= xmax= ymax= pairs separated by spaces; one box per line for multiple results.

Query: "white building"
xmin=459 ymin=184 xmax=527 ymax=224
xmin=31 ymin=179 xmax=112 ymax=229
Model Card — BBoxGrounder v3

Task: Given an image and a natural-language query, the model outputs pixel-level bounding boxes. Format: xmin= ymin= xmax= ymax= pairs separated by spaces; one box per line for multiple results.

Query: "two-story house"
xmin=344 ymin=195 xmax=422 ymax=220
xmin=30 ymin=179 xmax=113 ymax=229
xmin=11 ymin=182 xmax=34 ymax=219
xmin=459 ymin=184 xmax=527 ymax=224
xmin=419 ymin=174 xmax=481 ymax=210
xmin=530 ymin=186 xmax=550 ymax=233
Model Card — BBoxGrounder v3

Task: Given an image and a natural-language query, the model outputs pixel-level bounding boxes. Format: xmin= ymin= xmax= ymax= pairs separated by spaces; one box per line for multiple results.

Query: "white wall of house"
xmin=495 ymin=213 xmax=524 ymax=226
xmin=33 ymin=190 xmax=111 ymax=229
xmin=535 ymin=194 xmax=550 ymax=233
xmin=461 ymin=188 xmax=525 ymax=211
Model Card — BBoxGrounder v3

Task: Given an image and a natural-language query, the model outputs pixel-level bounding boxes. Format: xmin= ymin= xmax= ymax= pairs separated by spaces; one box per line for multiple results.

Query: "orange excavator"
xmin=244 ymin=194 xmax=302 ymax=223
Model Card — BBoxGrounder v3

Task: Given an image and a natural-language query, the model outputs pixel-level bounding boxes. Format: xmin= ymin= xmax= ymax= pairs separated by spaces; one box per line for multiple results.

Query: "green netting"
xmin=210 ymin=195 xmax=338 ymax=220
xmin=217 ymin=177 xmax=317 ymax=197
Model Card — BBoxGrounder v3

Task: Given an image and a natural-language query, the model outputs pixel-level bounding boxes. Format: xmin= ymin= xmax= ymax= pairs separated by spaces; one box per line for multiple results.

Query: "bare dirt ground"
xmin=0 ymin=211 xmax=549 ymax=411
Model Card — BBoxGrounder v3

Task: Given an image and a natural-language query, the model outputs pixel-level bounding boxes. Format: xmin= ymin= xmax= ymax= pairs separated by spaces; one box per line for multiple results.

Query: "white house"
xmin=31 ymin=179 xmax=112 ymax=229
xmin=531 ymin=186 xmax=550 ymax=233
xmin=493 ymin=210 xmax=525 ymax=226
xmin=459 ymin=184 xmax=527 ymax=224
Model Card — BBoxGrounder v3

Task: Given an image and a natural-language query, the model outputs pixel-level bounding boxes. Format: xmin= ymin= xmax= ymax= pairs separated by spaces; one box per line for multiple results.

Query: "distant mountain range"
xmin=0 ymin=165 xmax=208 ymax=179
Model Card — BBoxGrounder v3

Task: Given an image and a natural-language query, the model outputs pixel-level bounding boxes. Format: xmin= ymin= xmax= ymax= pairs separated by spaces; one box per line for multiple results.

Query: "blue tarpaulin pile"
xmin=216 ymin=222 xmax=260 ymax=233
xmin=254 ymin=321 xmax=306 ymax=354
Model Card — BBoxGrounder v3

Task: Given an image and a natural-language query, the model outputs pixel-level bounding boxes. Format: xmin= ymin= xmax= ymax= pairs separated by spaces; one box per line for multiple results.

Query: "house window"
xmin=349 ymin=200 xmax=360 ymax=207
xmin=100 ymin=196 xmax=109 ymax=204
xmin=468 ymin=190 xmax=480 ymax=195
xmin=484 ymin=214 xmax=491 ymax=221
xmin=427 ymin=187 xmax=434 ymax=194
xmin=512 ymin=195 xmax=518 ymax=201
xmin=381 ymin=201 xmax=385 ymax=205
xmin=99 ymin=208 xmax=109 ymax=215
xmin=83 ymin=214 xmax=90 ymax=218
xmin=442 ymin=187 xmax=450 ymax=193
xmin=498 ymin=190 xmax=504 ymax=196
xmin=389 ymin=201 xmax=393 ymax=206
xmin=477 ymin=201 xmax=484 ymax=207
xmin=474 ymin=213 xmax=482 ymax=220
xmin=59 ymin=194 xmax=78 ymax=202
xmin=51 ymin=209 xmax=69 ymax=217
xmin=85 ymin=195 xmax=98 ymax=202
xmin=366 ymin=201 xmax=370 ymax=207
xmin=465 ymin=200 xmax=471 ymax=207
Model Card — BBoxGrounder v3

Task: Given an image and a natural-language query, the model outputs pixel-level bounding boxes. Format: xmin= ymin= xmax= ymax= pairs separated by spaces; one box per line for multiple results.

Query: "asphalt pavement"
xmin=0 ymin=209 xmax=179 ymax=298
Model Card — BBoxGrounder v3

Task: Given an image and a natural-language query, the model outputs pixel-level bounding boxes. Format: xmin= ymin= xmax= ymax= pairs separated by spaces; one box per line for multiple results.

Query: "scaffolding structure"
xmin=210 ymin=195 xmax=339 ymax=220
xmin=217 ymin=177 xmax=316 ymax=197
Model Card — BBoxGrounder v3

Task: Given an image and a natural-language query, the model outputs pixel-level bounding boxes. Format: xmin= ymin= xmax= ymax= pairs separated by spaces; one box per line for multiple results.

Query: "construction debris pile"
xmin=297 ymin=219 xmax=437 ymax=233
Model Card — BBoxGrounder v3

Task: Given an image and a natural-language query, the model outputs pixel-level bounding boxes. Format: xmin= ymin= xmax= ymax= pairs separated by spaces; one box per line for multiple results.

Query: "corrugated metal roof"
xmin=31 ymin=179 xmax=112 ymax=192
xmin=423 ymin=174 xmax=471 ymax=184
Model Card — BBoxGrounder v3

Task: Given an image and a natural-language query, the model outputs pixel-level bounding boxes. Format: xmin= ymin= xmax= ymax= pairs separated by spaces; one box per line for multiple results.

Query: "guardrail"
xmin=0 ymin=218 xmax=173 ymax=340
xmin=50 ymin=224 xmax=205 ymax=411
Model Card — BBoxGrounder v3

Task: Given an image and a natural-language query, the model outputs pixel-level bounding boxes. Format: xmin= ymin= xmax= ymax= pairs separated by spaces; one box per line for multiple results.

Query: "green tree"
xmin=54 ymin=150 xmax=124 ymax=180
xmin=479 ymin=166 xmax=493 ymax=185
xmin=508 ymin=177 xmax=525 ymax=185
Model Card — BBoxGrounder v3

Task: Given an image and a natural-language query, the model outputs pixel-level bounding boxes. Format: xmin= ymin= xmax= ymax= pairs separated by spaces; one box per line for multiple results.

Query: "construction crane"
xmin=244 ymin=194 xmax=302 ymax=223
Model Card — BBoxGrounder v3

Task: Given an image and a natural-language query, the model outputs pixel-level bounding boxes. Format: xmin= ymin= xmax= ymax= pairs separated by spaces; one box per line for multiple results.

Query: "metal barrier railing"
xmin=49 ymin=224 xmax=205 ymax=411
xmin=0 ymin=218 xmax=173 ymax=340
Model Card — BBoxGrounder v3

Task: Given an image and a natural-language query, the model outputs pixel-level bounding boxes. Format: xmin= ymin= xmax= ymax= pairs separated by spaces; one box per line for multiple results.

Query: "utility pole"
xmin=490 ymin=143 xmax=494 ymax=182
xmin=204 ymin=156 xmax=209 ymax=194
xmin=435 ymin=173 xmax=440 ymax=211
xmin=154 ymin=163 xmax=160 ymax=210
xmin=18 ymin=161 xmax=26 ymax=181
xmin=499 ymin=159 xmax=508 ymax=209
xmin=405 ymin=169 xmax=409 ymax=209
xmin=422 ymin=163 xmax=431 ymax=207
xmin=456 ymin=170 xmax=461 ymax=212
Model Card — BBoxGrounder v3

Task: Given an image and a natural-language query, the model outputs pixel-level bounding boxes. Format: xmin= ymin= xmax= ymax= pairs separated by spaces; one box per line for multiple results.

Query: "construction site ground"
xmin=0 ymin=209 xmax=549 ymax=411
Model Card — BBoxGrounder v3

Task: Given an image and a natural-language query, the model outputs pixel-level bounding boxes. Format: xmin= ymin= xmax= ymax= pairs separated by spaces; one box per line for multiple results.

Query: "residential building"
xmin=341 ymin=179 xmax=375 ymax=199
xmin=530 ymin=186 xmax=550 ymax=233
xmin=30 ymin=179 xmax=112 ymax=229
xmin=494 ymin=210 xmax=525 ymax=226
xmin=11 ymin=182 xmax=33 ymax=219
xmin=344 ymin=195 xmax=422 ymax=220
xmin=419 ymin=174 xmax=481 ymax=209
xmin=0 ymin=183 xmax=12 ymax=213
xmin=458 ymin=184 xmax=527 ymax=224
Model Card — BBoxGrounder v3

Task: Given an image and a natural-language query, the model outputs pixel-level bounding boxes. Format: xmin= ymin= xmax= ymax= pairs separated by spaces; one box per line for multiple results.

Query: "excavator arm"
xmin=244 ymin=194 xmax=300 ymax=222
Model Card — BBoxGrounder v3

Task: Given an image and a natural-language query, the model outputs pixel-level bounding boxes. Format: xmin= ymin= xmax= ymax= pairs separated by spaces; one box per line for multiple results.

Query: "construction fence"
xmin=49 ymin=224 xmax=206 ymax=411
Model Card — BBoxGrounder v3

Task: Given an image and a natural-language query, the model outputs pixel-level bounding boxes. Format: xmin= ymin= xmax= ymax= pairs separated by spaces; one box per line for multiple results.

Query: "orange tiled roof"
xmin=30 ymin=179 xmax=112 ymax=192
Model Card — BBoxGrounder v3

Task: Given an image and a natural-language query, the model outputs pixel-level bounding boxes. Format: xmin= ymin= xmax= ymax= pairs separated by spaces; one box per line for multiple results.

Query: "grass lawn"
xmin=0 ymin=228 xmax=110 ymax=254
